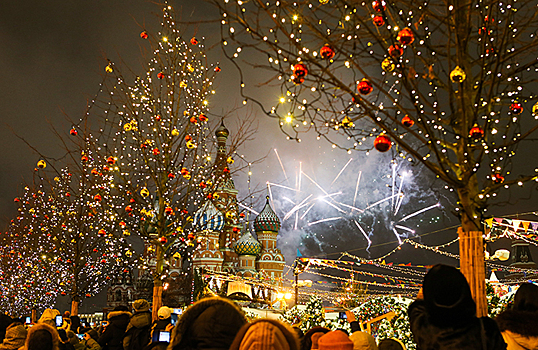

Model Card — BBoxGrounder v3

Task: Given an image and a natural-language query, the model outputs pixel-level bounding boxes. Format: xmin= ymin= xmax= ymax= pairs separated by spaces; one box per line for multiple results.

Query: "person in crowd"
xmin=300 ymin=327 xmax=330 ymax=350
xmin=0 ymin=322 xmax=27 ymax=350
xmin=150 ymin=307 xmax=172 ymax=341
xmin=24 ymin=323 xmax=60 ymax=350
xmin=0 ymin=314 xmax=13 ymax=342
xmin=67 ymin=331 xmax=85 ymax=350
xmin=123 ymin=300 xmax=151 ymax=350
xmin=38 ymin=310 xmax=61 ymax=328
xmin=349 ymin=331 xmax=378 ymax=350
xmin=69 ymin=317 xmax=82 ymax=335
xmin=291 ymin=326 xmax=304 ymax=344
xmin=83 ymin=330 xmax=101 ymax=350
xmin=317 ymin=330 xmax=354 ymax=350
xmin=377 ymin=339 xmax=406 ymax=350
xmin=228 ymin=319 xmax=300 ymax=350
xmin=495 ymin=282 xmax=538 ymax=350
xmin=408 ymin=264 xmax=506 ymax=349
xmin=168 ymin=296 xmax=247 ymax=350
xmin=98 ymin=306 xmax=131 ymax=350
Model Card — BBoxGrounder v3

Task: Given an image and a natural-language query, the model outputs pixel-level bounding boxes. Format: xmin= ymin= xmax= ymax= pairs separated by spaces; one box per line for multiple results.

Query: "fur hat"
xmin=349 ymin=332 xmax=378 ymax=350
xmin=25 ymin=323 xmax=60 ymax=350
xmin=132 ymin=299 xmax=150 ymax=313
xmin=318 ymin=331 xmax=353 ymax=350
xmin=170 ymin=297 xmax=247 ymax=350
xmin=229 ymin=319 xmax=299 ymax=350
xmin=158 ymin=307 xmax=172 ymax=320
xmin=0 ymin=323 xmax=28 ymax=350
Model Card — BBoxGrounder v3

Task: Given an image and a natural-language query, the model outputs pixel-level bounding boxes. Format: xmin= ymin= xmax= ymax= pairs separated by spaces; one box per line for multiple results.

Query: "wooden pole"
xmin=152 ymin=285 xmax=163 ymax=322
xmin=458 ymin=227 xmax=487 ymax=317
xmin=71 ymin=300 xmax=80 ymax=316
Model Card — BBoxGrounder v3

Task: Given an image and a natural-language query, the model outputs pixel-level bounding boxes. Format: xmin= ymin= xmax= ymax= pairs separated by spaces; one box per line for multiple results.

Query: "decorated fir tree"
xmin=213 ymin=0 xmax=538 ymax=316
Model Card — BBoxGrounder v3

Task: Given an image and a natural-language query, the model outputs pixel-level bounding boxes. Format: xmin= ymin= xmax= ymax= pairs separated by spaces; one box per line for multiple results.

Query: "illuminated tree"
xmin=212 ymin=0 xmax=538 ymax=315
xmin=88 ymin=3 xmax=256 ymax=319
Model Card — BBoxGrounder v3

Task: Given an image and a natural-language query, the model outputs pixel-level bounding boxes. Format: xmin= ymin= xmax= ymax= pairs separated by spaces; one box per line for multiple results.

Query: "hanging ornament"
xmin=70 ymin=128 xmax=78 ymax=136
xmin=373 ymin=16 xmax=385 ymax=26
xmin=98 ymin=229 xmax=106 ymax=237
xmin=492 ymin=173 xmax=504 ymax=184
xmin=140 ymin=31 xmax=148 ymax=39
xmin=123 ymin=123 xmax=132 ymax=132
xmin=168 ymin=172 xmax=176 ymax=179
xmin=157 ymin=72 xmax=165 ymax=79
xmin=450 ymin=66 xmax=466 ymax=83
xmin=214 ymin=66 xmax=221 ymax=72
xmin=171 ymin=128 xmax=180 ymax=137
xmin=105 ymin=64 xmax=113 ymax=73
xmin=187 ymin=233 xmax=195 ymax=240
xmin=388 ymin=44 xmax=403 ymax=58
xmin=159 ymin=236 xmax=168 ymax=244
xmin=227 ymin=157 xmax=235 ymax=164
xmin=190 ymin=37 xmax=199 ymax=45
xmin=397 ymin=28 xmax=414 ymax=46
xmin=319 ymin=0 xmax=329 ymax=4
xmin=341 ymin=116 xmax=354 ymax=128
xmin=81 ymin=155 xmax=89 ymax=162
xmin=401 ymin=115 xmax=414 ymax=127
xmin=292 ymin=76 xmax=305 ymax=85
xmin=357 ymin=78 xmax=373 ymax=95
xmin=374 ymin=134 xmax=392 ymax=152
xmin=180 ymin=81 xmax=188 ymax=88
xmin=292 ymin=63 xmax=308 ymax=79
xmin=190 ymin=116 xmax=198 ymax=124
xmin=37 ymin=160 xmax=47 ymax=169
xmin=510 ymin=102 xmax=523 ymax=115
xmin=164 ymin=207 xmax=174 ymax=216
xmin=469 ymin=124 xmax=484 ymax=139
xmin=93 ymin=194 xmax=102 ymax=202
xmin=125 ymin=205 xmax=133 ymax=213
xmin=320 ymin=44 xmax=335 ymax=60
xmin=186 ymin=140 xmax=196 ymax=149
xmin=153 ymin=148 xmax=160 ymax=155
xmin=381 ymin=57 xmax=395 ymax=72
xmin=532 ymin=101 xmax=538 ymax=115
xmin=140 ymin=188 xmax=150 ymax=198
xmin=199 ymin=114 xmax=208 ymax=122
xmin=107 ymin=156 xmax=116 ymax=165
xmin=372 ymin=0 xmax=386 ymax=12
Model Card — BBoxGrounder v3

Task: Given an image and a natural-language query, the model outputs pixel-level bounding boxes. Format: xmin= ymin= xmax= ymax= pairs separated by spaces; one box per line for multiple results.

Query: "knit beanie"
xmin=349 ymin=332 xmax=378 ymax=350
xmin=1 ymin=324 xmax=28 ymax=350
xmin=132 ymin=299 xmax=150 ymax=312
xmin=318 ymin=331 xmax=353 ymax=350
xmin=238 ymin=321 xmax=290 ymax=350
xmin=158 ymin=307 xmax=171 ymax=320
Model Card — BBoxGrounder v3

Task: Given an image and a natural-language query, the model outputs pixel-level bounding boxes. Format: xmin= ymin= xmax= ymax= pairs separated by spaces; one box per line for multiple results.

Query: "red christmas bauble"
xmin=293 ymin=63 xmax=308 ymax=79
xmin=292 ymin=76 xmax=305 ymax=85
xmin=320 ymin=44 xmax=335 ymax=60
xmin=397 ymin=28 xmax=414 ymax=46
xmin=125 ymin=205 xmax=132 ymax=213
xmin=187 ymin=233 xmax=195 ymax=240
xmin=510 ymin=102 xmax=523 ymax=115
xmin=165 ymin=207 xmax=174 ymax=215
xmin=214 ymin=66 xmax=221 ymax=72
xmin=159 ymin=236 xmax=168 ymax=244
xmin=190 ymin=37 xmax=199 ymax=45
xmin=81 ymin=155 xmax=89 ymax=162
xmin=357 ymin=79 xmax=373 ymax=95
xmin=372 ymin=0 xmax=386 ymax=12
xmin=107 ymin=156 xmax=116 ymax=165
xmin=373 ymin=16 xmax=385 ymax=26
xmin=492 ymin=173 xmax=504 ymax=184
xmin=388 ymin=44 xmax=404 ymax=58
xmin=401 ymin=115 xmax=414 ymax=127
xmin=199 ymin=114 xmax=208 ymax=122
xmin=190 ymin=116 xmax=198 ymax=124
xmin=168 ymin=172 xmax=175 ymax=179
xmin=94 ymin=194 xmax=102 ymax=202
xmin=140 ymin=31 xmax=148 ymax=39
xmin=157 ymin=72 xmax=165 ymax=79
xmin=98 ymin=229 xmax=106 ymax=237
xmin=374 ymin=134 xmax=392 ymax=152
xmin=469 ymin=125 xmax=484 ymax=139
xmin=153 ymin=148 xmax=160 ymax=155
xmin=70 ymin=128 xmax=78 ymax=136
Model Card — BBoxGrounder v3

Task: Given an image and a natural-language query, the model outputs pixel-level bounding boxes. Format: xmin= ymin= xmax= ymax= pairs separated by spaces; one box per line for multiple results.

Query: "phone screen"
xmin=159 ymin=331 xmax=170 ymax=343
xmin=172 ymin=308 xmax=182 ymax=315
xmin=101 ymin=321 xmax=107 ymax=327
xmin=339 ymin=312 xmax=347 ymax=319
xmin=171 ymin=314 xmax=178 ymax=326
xmin=25 ymin=317 xmax=31 ymax=324
xmin=55 ymin=316 xmax=63 ymax=327
xmin=77 ymin=334 xmax=85 ymax=340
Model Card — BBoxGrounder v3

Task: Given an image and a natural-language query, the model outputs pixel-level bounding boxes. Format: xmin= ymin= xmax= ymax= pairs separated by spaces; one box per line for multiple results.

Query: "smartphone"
xmin=158 ymin=331 xmax=170 ymax=343
xmin=55 ymin=315 xmax=63 ymax=327
xmin=172 ymin=308 xmax=182 ymax=315
xmin=90 ymin=322 xmax=95 ymax=327
xmin=77 ymin=334 xmax=85 ymax=340
xmin=101 ymin=321 xmax=108 ymax=327
xmin=339 ymin=312 xmax=347 ymax=320
xmin=25 ymin=317 xmax=31 ymax=324
xmin=171 ymin=314 xmax=178 ymax=326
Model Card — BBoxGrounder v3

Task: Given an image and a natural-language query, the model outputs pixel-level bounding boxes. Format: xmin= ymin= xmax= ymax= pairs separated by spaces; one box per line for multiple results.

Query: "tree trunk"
xmin=152 ymin=283 xmax=163 ymax=322
xmin=71 ymin=300 xmax=80 ymax=316
xmin=458 ymin=227 xmax=487 ymax=317
xmin=31 ymin=308 xmax=37 ymax=323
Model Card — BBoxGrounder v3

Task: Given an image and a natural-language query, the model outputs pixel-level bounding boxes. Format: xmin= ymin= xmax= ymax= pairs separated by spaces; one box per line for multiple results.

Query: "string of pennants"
xmin=485 ymin=217 xmax=538 ymax=234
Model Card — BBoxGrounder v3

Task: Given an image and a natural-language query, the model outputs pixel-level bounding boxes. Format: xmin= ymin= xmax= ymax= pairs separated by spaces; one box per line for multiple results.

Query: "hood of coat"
xmin=24 ymin=323 xmax=60 ymax=350
xmin=108 ymin=310 xmax=132 ymax=329
xmin=229 ymin=319 xmax=299 ymax=350
xmin=169 ymin=297 xmax=247 ymax=350
xmin=496 ymin=309 xmax=538 ymax=337
xmin=128 ymin=311 xmax=152 ymax=330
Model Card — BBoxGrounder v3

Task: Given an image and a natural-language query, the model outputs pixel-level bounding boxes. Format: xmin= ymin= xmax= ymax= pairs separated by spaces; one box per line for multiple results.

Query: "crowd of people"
xmin=0 ymin=264 xmax=537 ymax=350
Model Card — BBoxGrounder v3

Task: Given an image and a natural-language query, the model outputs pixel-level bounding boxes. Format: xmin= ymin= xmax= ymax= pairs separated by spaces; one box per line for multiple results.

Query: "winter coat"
xmin=123 ymin=312 xmax=151 ymax=350
xmin=168 ymin=297 xmax=247 ymax=350
xmin=408 ymin=300 xmax=506 ymax=350
xmin=150 ymin=319 xmax=171 ymax=341
xmin=229 ymin=319 xmax=300 ymax=350
xmin=0 ymin=324 xmax=27 ymax=350
xmin=496 ymin=309 xmax=538 ymax=350
xmin=24 ymin=323 xmax=60 ymax=350
xmin=98 ymin=311 xmax=131 ymax=350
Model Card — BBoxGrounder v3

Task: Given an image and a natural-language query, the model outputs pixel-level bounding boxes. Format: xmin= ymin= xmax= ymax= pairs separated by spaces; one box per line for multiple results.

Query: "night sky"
xmin=1 ymin=1 xmax=537 ymax=311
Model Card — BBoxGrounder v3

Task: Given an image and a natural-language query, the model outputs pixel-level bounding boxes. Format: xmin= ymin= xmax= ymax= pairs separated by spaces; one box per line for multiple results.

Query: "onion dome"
xmin=233 ymin=229 xmax=262 ymax=256
xmin=215 ymin=121 xmax=229 ymax=138
xmin=253 ymin=197 xmax=281 ymax=232
xmin=193 ymin=201 xmax=224 ymax=231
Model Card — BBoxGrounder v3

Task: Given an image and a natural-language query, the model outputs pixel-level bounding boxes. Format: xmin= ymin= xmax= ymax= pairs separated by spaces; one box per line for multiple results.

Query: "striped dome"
xmin=233 ymin=229 xmax=262 ymax=256
xmin=253 ymin=197 xmax=281 ymax=232
xmin=193 ymin=201 xmax=224 ymax=231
